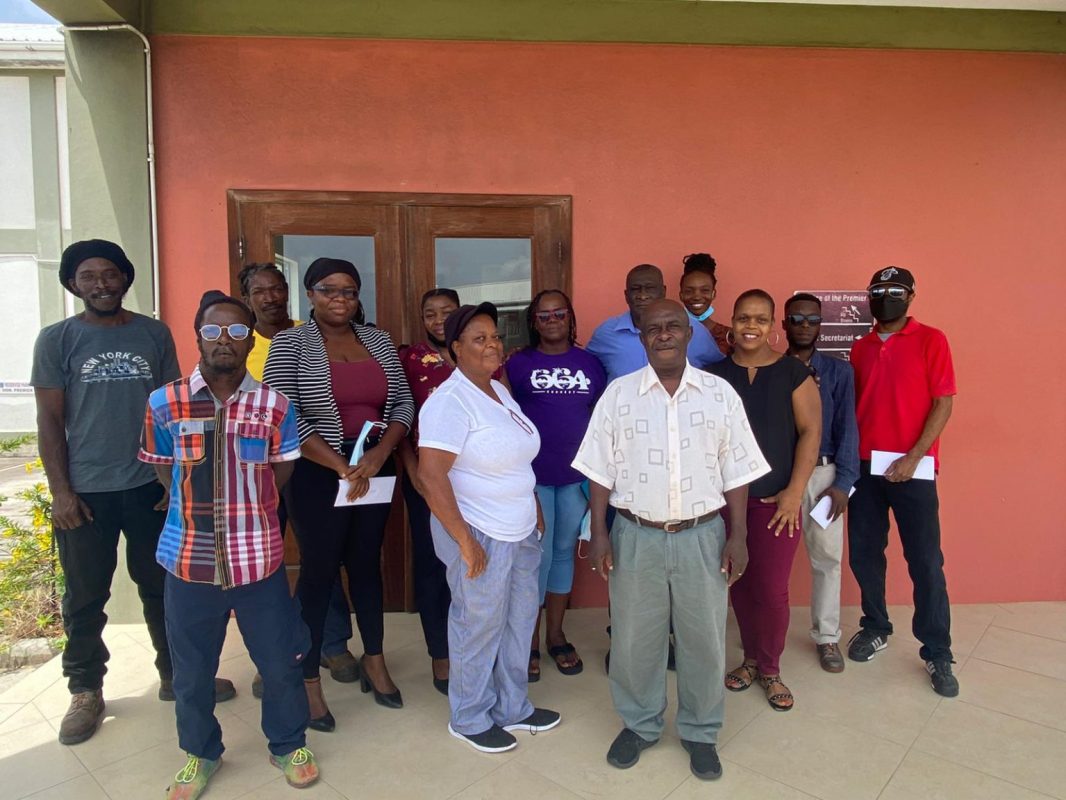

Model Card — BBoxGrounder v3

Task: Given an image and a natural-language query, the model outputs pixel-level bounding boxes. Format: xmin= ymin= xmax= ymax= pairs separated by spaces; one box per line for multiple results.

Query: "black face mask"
xmin=870 ymin=295 xmax=909 ymax=323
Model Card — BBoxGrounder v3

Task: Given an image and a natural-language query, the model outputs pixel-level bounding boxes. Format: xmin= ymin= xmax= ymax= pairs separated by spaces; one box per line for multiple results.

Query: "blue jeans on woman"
xmin=534 ymin=482 xmax=587 ymax=602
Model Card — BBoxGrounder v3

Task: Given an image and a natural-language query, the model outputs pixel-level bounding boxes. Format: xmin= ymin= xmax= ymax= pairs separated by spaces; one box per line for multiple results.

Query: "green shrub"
xmin=0 ymin=458 xmax=64 ymax=651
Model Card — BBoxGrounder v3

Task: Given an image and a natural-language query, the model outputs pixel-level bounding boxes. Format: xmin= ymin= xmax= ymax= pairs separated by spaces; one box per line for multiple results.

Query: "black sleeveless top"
xmin=708 ymin=355 xmax=811 ymax=498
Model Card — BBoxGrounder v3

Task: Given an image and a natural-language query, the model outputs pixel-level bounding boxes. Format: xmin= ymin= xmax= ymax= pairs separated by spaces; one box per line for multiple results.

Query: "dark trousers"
xmin=54 ymin=480 xmax=170 ymax=693
xmin=285 ymin=456 xmax=394 ymax=678
xmin=165 ymin=568 xmax=310 ymax=759
xmin=848 ymin=462 xmax=953 ymax=661
xmin=402 ymin=472 xmax=450 ymax=659
xmin=277 ymin=497 xmax=353 ymax=657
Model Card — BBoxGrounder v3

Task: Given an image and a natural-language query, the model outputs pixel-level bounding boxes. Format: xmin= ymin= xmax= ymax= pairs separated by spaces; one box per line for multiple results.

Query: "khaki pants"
xmin=801 ymin=463 xmax=844 ymax=645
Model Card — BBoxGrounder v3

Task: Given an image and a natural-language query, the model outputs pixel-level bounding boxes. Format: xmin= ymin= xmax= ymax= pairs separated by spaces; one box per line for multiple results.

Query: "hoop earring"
xmin=726 ymin=330 xmax=736 ymax=346
xmin=769 ymin=331 xmax=781 ymax=347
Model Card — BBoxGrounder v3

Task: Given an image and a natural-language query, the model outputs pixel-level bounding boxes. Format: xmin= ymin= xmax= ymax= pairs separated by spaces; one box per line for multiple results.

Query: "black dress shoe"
xmin=359 ymin=656 xmax=403 ymax=709
xmin=307 ymin=711 xmax=336 ymax=733
xmin=433 ymin=677 xmax=449 ymax=696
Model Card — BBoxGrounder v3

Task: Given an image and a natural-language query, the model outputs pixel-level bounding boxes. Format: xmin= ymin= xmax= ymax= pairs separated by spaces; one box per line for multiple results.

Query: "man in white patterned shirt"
xmin=572 ymin=300 xmax=769 ymax=782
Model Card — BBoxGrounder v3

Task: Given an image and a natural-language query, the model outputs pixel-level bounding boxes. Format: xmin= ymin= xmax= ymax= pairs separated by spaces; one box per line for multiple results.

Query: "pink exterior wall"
xmin=151 ymin=35 xmax=1066 ymax=606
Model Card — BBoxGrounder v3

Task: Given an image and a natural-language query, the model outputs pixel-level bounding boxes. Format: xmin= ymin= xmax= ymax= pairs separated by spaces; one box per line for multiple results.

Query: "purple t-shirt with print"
xmin=505 ymin=346 xmax=607 ymax=486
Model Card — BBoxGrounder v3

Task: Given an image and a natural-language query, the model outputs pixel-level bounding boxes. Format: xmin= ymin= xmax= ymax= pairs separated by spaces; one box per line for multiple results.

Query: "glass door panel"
xmin=434 ymin=237 xmax=532 ymax=350
xmin=274 ymin=234 xmax=377 ymax=323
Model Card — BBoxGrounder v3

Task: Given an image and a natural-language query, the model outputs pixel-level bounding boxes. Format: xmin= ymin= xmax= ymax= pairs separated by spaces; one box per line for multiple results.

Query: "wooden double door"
xmin=226 ymin=190 xmax=572 ymax=609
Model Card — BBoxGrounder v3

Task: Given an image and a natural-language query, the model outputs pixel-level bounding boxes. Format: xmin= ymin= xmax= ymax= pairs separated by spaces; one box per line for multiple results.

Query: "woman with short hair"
xmin=709 ymin=289 xmax=821 ymax=712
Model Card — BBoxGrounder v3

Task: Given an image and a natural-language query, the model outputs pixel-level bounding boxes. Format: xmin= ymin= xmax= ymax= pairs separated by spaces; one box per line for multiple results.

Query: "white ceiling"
xmin=710 ymin=0 xmax=1066 ymax=10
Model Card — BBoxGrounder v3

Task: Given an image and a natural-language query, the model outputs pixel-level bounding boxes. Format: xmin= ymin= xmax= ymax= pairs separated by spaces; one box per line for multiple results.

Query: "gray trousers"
xmin=431 ymin=517 xmax=539 ymax=735
xmin=608 ymin=513 xmax=728 ymax=744
xmin=801 ymin=464 xmax=844 ymax=645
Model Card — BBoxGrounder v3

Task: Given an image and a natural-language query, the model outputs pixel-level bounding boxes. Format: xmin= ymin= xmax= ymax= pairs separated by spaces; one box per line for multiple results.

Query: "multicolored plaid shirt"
xmin=138 ymin=366 xmax=300 ymax=588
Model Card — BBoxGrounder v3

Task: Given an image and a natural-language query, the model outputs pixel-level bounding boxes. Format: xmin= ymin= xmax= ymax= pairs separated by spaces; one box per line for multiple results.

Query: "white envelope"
xmin=809 ymin=487 xmax=857 ymax=530
xmin=334 ymin=476 xmax=397 ymax=507
xmin=870 ymin=450 xmax=936 ymax=481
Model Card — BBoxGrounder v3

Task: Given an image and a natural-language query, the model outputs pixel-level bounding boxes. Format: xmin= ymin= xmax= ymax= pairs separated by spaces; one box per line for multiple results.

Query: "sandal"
xmin=760 ymin=674 xmax=794 ymax=712
xmin=725 ymin=661 xmax=758 ymax=692
xmin=528 ymin=649 xmax=541 ymax=683
xmin=548 ymin=643 xmax=584 ymax=676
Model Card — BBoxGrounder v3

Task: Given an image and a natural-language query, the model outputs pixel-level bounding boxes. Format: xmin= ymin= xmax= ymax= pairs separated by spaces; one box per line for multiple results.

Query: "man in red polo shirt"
xmin=846 ymin=266 xmax=959 ymax=698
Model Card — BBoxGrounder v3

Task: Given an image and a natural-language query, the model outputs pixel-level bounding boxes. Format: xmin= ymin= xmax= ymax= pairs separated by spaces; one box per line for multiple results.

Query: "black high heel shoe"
xmin=359 ymin=656 xmax=403 ymax=709
xmin=304 ymin=678 xmax=336 ymax=732
xmin=432 ymin=677 xmax=449 ymax=696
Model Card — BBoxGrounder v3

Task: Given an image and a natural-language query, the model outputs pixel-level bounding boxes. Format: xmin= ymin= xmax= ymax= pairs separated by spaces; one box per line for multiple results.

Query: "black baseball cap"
xmin=444 ymin=302 xmax=498 ymax=360
xmin=868 ymin=266 xmax=915 ymax=292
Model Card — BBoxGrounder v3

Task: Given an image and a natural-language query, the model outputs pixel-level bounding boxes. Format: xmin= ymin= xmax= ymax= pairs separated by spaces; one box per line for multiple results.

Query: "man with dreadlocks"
xmin=505 ymin=290 xmax=606 ymax=682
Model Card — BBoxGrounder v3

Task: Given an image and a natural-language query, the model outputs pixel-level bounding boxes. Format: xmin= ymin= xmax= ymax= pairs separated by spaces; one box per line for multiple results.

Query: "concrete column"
xmin=63 ymin=28 xmax=153 ymax=316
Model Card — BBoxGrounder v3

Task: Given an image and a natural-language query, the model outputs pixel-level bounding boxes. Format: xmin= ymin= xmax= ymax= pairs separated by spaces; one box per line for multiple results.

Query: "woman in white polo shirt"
xmin=418 ymin=302 xmax=561 ymax=754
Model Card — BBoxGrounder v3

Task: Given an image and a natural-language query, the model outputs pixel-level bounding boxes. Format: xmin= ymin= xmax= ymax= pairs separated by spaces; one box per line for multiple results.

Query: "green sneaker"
xmin=166 ymin=754 xmax=221 ymax=800
xmin=269 ymin=746 xmax=320 ymax=788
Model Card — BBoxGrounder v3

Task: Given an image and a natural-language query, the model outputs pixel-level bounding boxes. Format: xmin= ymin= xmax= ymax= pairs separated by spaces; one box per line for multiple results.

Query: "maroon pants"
xmin=727 ymin=496 xmax=802 ymax=676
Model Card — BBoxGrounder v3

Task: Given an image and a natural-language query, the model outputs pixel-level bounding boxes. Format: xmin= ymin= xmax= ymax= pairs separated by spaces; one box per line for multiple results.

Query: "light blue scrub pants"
xmin=431 ymin=517 xmax=540 ymax=735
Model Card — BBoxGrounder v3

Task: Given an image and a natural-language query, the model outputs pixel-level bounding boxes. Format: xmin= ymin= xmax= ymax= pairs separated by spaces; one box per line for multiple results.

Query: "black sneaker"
xmin=606 ymin=728 xmax=658 ymax=769
xmin=448 ymin=723 xmax=517 ymax=753
xmin=847 ymin=630 xmax=888 ymax=662
xmin=503 ymin=708 xmax=561 ymax=734
xmin=681 ymin=740 xmax=723 ymax=781
xmin=926 ymin=659 xmax=960 ymax=697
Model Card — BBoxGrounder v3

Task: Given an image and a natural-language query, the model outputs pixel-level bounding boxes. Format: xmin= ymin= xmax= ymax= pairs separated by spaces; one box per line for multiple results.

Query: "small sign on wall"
xmin=796 ymin=290 xmax=872 ymax=361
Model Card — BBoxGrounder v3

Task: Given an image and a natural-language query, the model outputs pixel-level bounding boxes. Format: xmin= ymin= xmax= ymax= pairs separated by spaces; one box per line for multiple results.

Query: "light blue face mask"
xmin=691 ymin=306 xmax=715 ymax=323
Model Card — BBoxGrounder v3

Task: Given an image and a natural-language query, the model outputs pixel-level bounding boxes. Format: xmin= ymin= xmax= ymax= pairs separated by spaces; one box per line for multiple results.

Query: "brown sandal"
xmin=725 ymin=661 xmax=759 ymax=692
xmin=760 ymin=674 xmax=794 ymax=712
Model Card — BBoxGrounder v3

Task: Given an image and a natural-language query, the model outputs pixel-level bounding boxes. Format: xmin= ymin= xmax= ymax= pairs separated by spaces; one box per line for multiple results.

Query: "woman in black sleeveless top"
xmin=709 ymin=289 xmax=821 ymax=712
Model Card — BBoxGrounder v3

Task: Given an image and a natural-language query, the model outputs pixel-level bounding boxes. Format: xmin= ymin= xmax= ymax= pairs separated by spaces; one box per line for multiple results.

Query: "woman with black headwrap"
xmin=263 ymin=258 xmax=414 ymax=731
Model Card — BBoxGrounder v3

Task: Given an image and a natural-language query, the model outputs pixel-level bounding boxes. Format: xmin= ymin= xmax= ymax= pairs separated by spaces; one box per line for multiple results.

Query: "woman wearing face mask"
xmin=263 ymin=258 xmax=415 ymax=731
xmin=396 ymin=288 xmax=463 ymax=695
xmin=679 ymin=252 xmax=731 ymax=355
xmin=708 ymin=289 xmax=821 ymax=712
xmin=505 ymin=290 xmax=606 ymax=681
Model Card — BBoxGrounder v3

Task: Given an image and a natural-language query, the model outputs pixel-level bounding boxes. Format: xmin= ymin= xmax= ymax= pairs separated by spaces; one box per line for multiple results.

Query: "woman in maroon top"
xmin=264 ymin=258 xmax=414 ymax=731
xmin=397 ymin=288 xmax=462 ymax=694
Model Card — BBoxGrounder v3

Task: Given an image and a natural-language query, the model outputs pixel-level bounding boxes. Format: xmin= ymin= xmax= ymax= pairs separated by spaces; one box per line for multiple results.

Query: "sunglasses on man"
xmin=786 ymin=313 xmax=822 ymax=326
xmin=868 ymin=286 xmax=909 ymax=300
xmin=199 ymin=323 xmax=251 ymax=341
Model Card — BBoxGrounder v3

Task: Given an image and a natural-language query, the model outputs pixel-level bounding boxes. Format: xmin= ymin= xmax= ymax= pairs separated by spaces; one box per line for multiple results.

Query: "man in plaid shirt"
xmin=140 ymin=291 xmax=319 ymax=799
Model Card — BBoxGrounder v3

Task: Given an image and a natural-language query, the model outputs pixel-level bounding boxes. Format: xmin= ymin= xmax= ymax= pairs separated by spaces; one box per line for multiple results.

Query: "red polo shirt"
xmin=850 ymin=318 xmax=956 ymax=470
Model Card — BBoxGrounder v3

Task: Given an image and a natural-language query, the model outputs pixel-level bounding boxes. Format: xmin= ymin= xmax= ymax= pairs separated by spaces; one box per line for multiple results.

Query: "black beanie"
xmin=303 ymin=257 xmax=361 ymax=291
xmin=59 ymin=239 xmax=135 ymax=291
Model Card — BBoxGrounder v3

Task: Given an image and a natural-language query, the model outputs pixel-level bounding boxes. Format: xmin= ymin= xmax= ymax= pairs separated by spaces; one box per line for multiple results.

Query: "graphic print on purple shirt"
xmin=505 ymin=346 xmax=607 ymax=486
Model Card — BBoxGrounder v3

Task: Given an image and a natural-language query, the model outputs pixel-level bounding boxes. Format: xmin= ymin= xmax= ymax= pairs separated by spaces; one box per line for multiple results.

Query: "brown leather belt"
xmin=616 ymin=507 xmax=719 ymax=533
xmin=817 ymin=455 xmax=835 ymax=466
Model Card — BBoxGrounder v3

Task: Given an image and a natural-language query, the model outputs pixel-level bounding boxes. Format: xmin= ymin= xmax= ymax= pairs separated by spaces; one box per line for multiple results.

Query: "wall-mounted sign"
xmin=796 ymin=290 xmax=872 ymax=361
xmin=0 ymin=381 xmax=32 ymax=396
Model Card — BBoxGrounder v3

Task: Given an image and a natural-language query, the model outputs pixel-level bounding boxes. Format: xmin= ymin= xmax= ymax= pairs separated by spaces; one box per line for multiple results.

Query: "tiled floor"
xmin=2 ymin=602 xmax=1065 ymax=799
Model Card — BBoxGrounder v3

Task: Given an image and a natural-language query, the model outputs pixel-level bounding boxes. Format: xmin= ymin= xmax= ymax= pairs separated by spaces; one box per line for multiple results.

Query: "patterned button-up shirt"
xmin=138 ymin=367 xmax=300 ymax=587
xmin=572 ymin=362 xmax=770 ymax=522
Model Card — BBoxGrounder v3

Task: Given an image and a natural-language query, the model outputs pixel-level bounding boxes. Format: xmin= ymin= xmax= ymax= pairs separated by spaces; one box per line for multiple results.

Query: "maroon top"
xmin=330 ymin=359 xmax=387 ymax=439
xmin=399 ymin=342 xmax=454 ymax=410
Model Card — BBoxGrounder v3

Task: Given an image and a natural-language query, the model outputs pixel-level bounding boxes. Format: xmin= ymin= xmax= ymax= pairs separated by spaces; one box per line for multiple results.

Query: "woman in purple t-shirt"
xmin=505 ymin=290 xmax=607 ymax=680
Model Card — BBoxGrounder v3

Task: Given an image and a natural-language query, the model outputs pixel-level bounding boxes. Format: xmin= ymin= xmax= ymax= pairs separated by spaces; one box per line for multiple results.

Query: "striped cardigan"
xmin=263 ymin=317 xmax=415 ymax=453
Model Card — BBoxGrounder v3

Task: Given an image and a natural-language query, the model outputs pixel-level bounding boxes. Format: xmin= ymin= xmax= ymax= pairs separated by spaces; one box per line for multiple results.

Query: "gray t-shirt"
xmin=31 ymin=313 xmax=181 ymax=493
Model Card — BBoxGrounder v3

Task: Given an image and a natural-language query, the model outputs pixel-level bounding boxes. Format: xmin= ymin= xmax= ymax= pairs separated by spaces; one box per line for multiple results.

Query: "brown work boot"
xmin=321 ymin=651 xmax=360 ymax=683
xmin=58 ymin=690 xmax=105 ymax=745
xmin=817 ymin=643 xmax=846 ymax=673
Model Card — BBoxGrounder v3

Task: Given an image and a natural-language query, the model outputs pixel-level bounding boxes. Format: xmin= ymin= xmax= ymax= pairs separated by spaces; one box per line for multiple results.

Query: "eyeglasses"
xmin=786 ymin=313 xmax=823 ymax=326
xmin=509 ymin=409 xmax=535 ymax=437
xmin=199 ymin=323 xmax=250 ymax=341
xmin=312 ymin=284 xmax=359 ymax=300
xmin=534 ymin=309 xmax=569 ymax=323
xmin=869 ymin=286 xmax=909 ymax=300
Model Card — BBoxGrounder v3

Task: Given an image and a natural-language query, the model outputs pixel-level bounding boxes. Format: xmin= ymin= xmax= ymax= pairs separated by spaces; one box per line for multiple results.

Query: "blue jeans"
xmin=431 ymin=518 xmax=539 ymax=736
xmin=534 ymin=482 xmax=587 ymax=601
xmin=165 ymin=568 xmax=310 ymax=759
